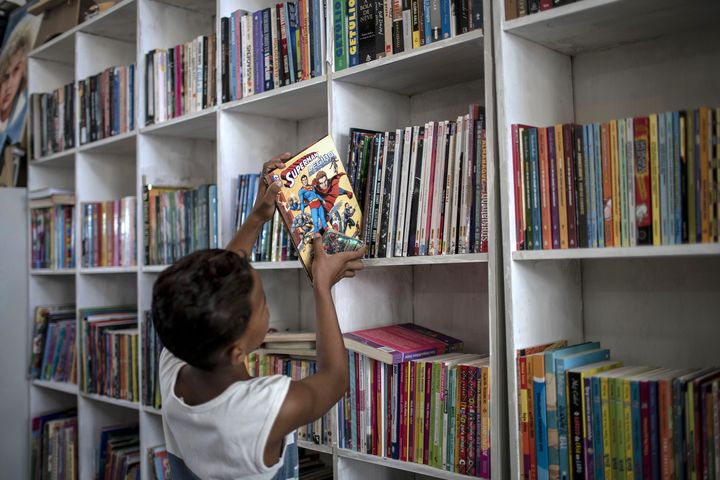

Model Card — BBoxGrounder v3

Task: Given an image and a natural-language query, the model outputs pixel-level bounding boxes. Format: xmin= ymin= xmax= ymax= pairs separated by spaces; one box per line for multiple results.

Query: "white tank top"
xmin=159 ymin=348 xmax=292 ymax=480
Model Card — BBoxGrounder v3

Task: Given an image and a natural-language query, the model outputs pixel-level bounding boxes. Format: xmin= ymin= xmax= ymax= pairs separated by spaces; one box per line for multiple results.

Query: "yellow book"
xmin=610 ymin=120 xmax=621 ymax=247
xmin=623 ymin=377 xmax=634 ymax=480
xmin=600 ymin=376 xmax=613 ymax=480
xmin=555 ymin=125 xmax=569 ymax=248
xmin=480 ymin=365 xmax=490 ymax=465
xmin=649 ymin=115 xmax=661 ymax=245
xmin=416 ymin=361 xmax=425 ymax=463
xmin=699 ymin=107 xmax=711 ymax=243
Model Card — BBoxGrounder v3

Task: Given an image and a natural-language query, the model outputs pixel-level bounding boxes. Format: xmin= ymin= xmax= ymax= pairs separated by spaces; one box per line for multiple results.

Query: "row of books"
xmin=142 ymin=183 xmax=219 ymax=266
xmin=142 ymin=311 xmax=162 ymax=409
xmin=78 ymin=65 xmax=136 ymax=145
xmin=515 ymin=340 xmax=720 ymax=480
xmin=145 ymin=35 xmax=217 ymax=126
xmin=30 ymin=190 xmax=75 ymax=270
xmin=512 ymin=107 xmax=720 ymax=251
xmin=31 ymin=408 xmax=77 ymax=480
xmin=333 ymin=0 xmax=482 ymax=70
xmin=234 ymin=174 xmax=298 ymax=262
xmin=505 ymin=0 xmax=577 ymax=20
xmin=148 ymin=445 xmax=171 ymax=480
xmin=30 ymin=84 xmax=75 ymax=158
xmin=339 ymin=323 xmax=490 ymax=477
xmin=348 ymin=105 xmax=487 ymax=257
xmin=248 ymin=351 xmax=332 ymax=445
xmin=98 ymin=425 xmax=139 ymax=480
xmin=81 ymin=198 xmax=137 ymax=268
xmin=221 ymin=2 xmax=324 ymax=102
xmin=81 ymin=307 xmax=139 ymax=402
xmin=29 ymin=304 xmax=77 ymax=384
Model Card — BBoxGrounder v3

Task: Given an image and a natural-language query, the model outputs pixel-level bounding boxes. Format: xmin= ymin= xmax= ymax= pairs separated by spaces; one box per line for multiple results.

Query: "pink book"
xmin=424 ymin=122 xmax=438 ymax=255
xmin=234 ymin=12 xmax=242 ymax=99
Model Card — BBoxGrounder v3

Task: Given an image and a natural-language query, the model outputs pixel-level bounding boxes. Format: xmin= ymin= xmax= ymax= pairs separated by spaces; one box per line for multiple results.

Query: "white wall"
xmin=0 ymin=188 xmax=29 ymax=479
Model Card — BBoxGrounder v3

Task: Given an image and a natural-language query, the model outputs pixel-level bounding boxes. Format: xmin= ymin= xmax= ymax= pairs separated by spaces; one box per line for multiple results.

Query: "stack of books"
xmin=142 ymin=312 xmax=162 ymax=410
xmin=348 ymin=105 xmax=487 ymax=257
xmin=29 ymin=188 xmax=75 ymax=270
xmin=333 ymin=0 xmax=482 ymax=71
xmin=81 ymin=197 xmax=137 ymax=268
xmin=28 ymin=304 xmax=76 ymax=384
xmin=98 ymin=425 xmax=139 ymax=480
xmin=31 ymin=408 xmax=77 ymax=480
xmin=512 ymin=107 xmax=720 ymax=251
xmin=234 ymin=174 xmax=298 ymax=262
xmin=78 ymin=65 xmax=136 ymax=145
xmin=81 ymin=307 xmax=138 ymax=402
xmin=516 ymin=340 xmax=720 ymax=480
xmin=220 ymin=2 xmax=325 ymax=102
xmin=340 ymin=323 xmax=491 ymax=478
xmin=142 ymin=183 xmax=219 ymax=266
xmin=145 ymin=34 xmax=217 ymax=125
xmin=147 ymin=445 xmax=171 ymax=480
xmin=30 ymin=83 xmax=75 ymax=157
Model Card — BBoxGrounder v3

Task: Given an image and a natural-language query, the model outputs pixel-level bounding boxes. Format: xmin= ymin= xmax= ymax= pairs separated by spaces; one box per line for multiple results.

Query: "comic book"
xmin=265 ymin=135 xmax=363 ymax=279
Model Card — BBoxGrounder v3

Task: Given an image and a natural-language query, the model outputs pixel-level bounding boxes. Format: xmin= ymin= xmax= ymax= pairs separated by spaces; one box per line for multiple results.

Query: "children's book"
xmin=266 ymin=135 xmax=363 ymax=279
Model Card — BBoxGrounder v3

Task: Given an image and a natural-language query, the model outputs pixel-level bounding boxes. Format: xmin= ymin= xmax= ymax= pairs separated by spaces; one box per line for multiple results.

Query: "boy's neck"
xmin=175 ymin=360 xmax=252 ymax=406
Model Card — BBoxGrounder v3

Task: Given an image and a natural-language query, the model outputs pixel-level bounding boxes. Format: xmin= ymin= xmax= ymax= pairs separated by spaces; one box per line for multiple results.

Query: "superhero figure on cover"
xmin=313 ymin=170 xmax=353 ymax=221
xmin=342 ymin=203 xmax=357 ymax=235
xmin=289 ymin=175 xmax=325 ymax=233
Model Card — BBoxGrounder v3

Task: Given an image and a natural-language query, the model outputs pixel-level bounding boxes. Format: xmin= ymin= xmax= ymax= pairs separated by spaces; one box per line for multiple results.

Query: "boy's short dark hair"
xmin=152 ymin=249 xmax=255 ymax=370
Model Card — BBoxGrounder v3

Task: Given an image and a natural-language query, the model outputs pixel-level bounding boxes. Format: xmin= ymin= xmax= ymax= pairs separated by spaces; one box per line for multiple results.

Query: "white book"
xmin=443 ymin=121 xmax=457 ymax=254
xmin=271 ymin=7 xmax=280 ymax=89
xmin=431 ymin=121 xmax=448 ymax=256
xmin=395 ymin=127 xmax=413 ymax=257
xmin=244 ymin=14 xmax=254 ymax=96
xmin=402 ymin=10 xmax=412 ymax=52
xmin=417 ymin=122 xmax=432 ymax=256
xmin=450 ymin=116 xmax=464 ymax=254
xmin=403 ymin=126 xmax=420 ymax=256
xmin=375 ymin=132 xmax=390 ymax=252
xmin=626 ymin=118 xmax=636 ymax=246
xmin=386 ymin=129 xmax=404 ymax=257
xmin=198 ymin=35 xmax=204 ymax=112
xmin=158 ymin=50 xmax=167 ymax=123
xmin=462 ymin=113 xmax=472 ymax=254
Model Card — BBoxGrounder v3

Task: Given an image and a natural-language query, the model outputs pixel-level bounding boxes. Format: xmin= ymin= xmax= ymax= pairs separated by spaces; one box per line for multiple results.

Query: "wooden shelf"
xmin=78 ymin=130 xmax=137 ymax=155
xmin=79 ymin=266 xmax=138 ymax=274
xmin=336 ymin=449 xmax=480 ymax=479
xmin=332 ymin=30 xmax=484 ymax=95
xmin=503 ymin=0 xmax=720 ymax=55
xmin=80 ymin=392 xmax=140 ymax=410
xmin=512 ymin=244 xmax=720 ymax=261
xmin=30 ymin=268 xmax=76 ymax=276
xmin=222 ymin=76 xmax=328 ymax=120
xmin=32 ymin=379 xmax=78 ymax=395
xmin=140 ymin=108 xmax=218 ymax=140
xmin=30 ymin=149 xmax=76 ymax=167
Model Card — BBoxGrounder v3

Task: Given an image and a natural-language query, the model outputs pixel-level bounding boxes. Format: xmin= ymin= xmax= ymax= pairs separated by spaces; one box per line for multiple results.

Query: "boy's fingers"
xmin=312 ymin=234 xmax=324 ymax=254
xmin=343 ymin=270 xmax=356 ymax=278
xmin=336 ymin=246 xmax=367 ymax=261
xmin=345 ymin=260 xmax=364 ymax=271
xmin=265 ymin=180 xmax=281 ymax=198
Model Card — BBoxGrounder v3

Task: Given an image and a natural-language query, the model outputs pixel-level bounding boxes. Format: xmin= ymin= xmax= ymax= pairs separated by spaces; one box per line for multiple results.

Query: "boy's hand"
xmin=311 ymin=234 xmax=365 ymax=289
xmin=250 ymin=153 xmax=292 ymax=223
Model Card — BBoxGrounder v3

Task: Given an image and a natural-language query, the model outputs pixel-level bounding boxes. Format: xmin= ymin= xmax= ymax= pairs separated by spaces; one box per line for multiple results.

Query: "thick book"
xmin=343 ymin=323 xmax=463 ymax=364
xmin=266 ymin=136 xmax=363 ymax=279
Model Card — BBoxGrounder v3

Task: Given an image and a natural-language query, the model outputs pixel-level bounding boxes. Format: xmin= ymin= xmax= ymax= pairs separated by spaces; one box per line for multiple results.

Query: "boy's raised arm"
xmin=225 ymin=153 xmax=291 ymax=256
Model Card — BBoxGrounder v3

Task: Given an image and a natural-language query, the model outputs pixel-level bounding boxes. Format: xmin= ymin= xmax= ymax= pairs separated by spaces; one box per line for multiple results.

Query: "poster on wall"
xmin=0 ymin=3 xmax=40 ymax=187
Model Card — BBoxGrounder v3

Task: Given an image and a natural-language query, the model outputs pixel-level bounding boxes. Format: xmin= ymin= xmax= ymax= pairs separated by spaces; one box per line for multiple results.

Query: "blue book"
xmin=534 ymin=372 xmax=549 ymax=480
xmin=424 ymin=0 xmax=432 ymax=45
xmin=230 ymin=12 xmax=237 ymax=99
xmin=209 ymin=185 xmax=218 ymax=248
xmin=348 ymin=352 xmax=357 ymax=450
xmin=440 ymin=0 xmax=451 ymax=39
xmin=631 ymin=376 xmax=643 ymax=479
xmin=648 ymin=379 xmax=660 ymax=480
xmin=253 ymin=12 xmax=265 ymax=94
xmin=557 ymin=348 xmax=610 ymax=480
xmin=591 ymin=376 xmax=605 ymax=480
xmin=129 ymin=64 xmax=135 ymax=131
xmin=346 ymin=0 xmax=359 ymax=67
xmin=584 ymin=125 xmax=596 ymax=248
xmin=311 ymin=0 xmax=322 ymax=77
xmin=672 ymin=111 xmax=681 ymax=244
xmin=262 ymin=9 xmax=273 ymax=90
xmin=593 ymin=123 xmax=604 ymax=247
xmin=545 ymin=342 xmax=599 ymax=477
xmin=664 ymin=112 xmax=674 ymax=244
xmin=659 ymin=114 xmax=668 ymax=244
xmin=529 ymin=128 xmax=542 ymax=250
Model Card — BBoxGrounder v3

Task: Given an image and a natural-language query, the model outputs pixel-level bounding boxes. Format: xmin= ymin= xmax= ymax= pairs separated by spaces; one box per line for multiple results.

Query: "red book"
xmin=512 ymin=124 xmax=525 ymax=250
xmin=343 ymin=323 xmax=463 ymax=364
xmin=563 ymin=124 xmax=578 ymax=248
xmin=538 ymin=127 xmax=552 ymax=249
xmin=400 ymin=362 xmax=407 ymax=461
xmin=539 ymin=0 xmax=553 ymax=10
xmin=355 ymin=353 xmax=361 ymax=451
xmin=601 ymin=123 xmax=614 ymax=246
xmin=387 ymin=364 xmax=394 ymax=458
xmin=457 ymin=364 xmax=469 ymax=474
xmin=408 ymin=360 xmax=416 ymax=462
xmin=634 ymin=117 xmax=652 ymax=245
xmin=640 ymin=379 xmax=651 ymax=478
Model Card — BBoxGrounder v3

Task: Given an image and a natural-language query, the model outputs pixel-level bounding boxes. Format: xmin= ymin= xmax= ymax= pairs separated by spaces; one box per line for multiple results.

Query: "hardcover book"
xmin=266 ymin=136 xmax=363 ymax=279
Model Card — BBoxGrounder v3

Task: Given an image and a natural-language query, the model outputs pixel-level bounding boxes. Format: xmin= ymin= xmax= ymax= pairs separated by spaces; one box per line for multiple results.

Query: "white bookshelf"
xmin=27 ymin=0 xmax=505 ymax=478
xmin=492 ymin=1 xmax=720 ymax=479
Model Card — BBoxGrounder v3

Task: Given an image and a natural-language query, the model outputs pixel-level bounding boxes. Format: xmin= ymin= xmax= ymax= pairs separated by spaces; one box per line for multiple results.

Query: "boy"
xmin=152 ymin=154 xmax=365 ymax=479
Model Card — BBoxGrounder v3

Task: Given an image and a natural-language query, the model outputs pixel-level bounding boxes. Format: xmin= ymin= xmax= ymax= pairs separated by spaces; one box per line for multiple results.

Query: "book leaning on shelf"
xmin=515 ymin=340 xmax=720 ymax=480
xmin=511 ymin=106 xmax=720 ymax=251
xmin=143 ymin=182 xmax=219 ymax=266
xmin=29 ymin=188 xmax=75 ymax=270
xmin=81 ymin=197 xmax=137 ymax=268
xmin=78 ymin=64 xmax=135 ymax=145
xmin=220 ymin=1 xmax=325 ymax=102
xmin=28 ymin=304 xmax=76 ymax=384
xmin=348 ymin=104 xmax=488 ymax=258
xmin=30 ymin=83 xmax=75 ymax=158
xmin=145 ymin=34 xmax=217 ymax=126
xmin=143 ymin=311 xmax=163 ymax=409
xmin=81 ymin=306 xmax=139 ymax=402
xmin=332 ymin=0 xmax=482 ymax=71
xmin=98 ymin=424 xmax=140 ymax=480
xmin=31 ymin=408 xmax=78 ymax=480
xmin=340 ymin=323 xmax=492 ymax=478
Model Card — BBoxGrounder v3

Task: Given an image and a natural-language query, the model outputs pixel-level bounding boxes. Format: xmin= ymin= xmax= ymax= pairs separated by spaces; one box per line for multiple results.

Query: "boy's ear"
xmin=229 ymin=341 xmax=246 ymax=366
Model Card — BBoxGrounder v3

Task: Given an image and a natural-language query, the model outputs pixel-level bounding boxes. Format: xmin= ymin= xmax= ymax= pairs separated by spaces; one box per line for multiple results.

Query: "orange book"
xmin=601 ymin=123 xmax=614 ymax=247
xmin=610 ymin=120 xmax=621 ymax=247
xmin=699 ymin=107 xmax=711 ymax=242
xmin=555 ymin=126 xmax=569 ymax=249
xmin=538 ymin=128 xmax=552 ymax=249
